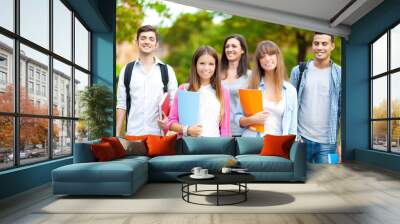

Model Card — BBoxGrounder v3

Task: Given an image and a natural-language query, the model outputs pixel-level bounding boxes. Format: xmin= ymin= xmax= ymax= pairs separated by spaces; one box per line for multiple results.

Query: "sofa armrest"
xmin=73 ymin=140 xmax=100 ymax=163
xmin=289 ymin=142 xmax=307 ymax=182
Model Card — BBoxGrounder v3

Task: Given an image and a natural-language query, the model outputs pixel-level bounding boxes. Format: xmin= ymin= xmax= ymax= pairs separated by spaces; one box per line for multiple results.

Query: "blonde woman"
xmin=237 ymin=40 xmax=297 ymax=137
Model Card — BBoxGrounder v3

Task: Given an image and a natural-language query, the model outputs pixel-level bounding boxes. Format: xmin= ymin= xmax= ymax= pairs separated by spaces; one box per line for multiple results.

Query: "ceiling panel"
xmin=166 ymin=0 xmax=384 ymax=37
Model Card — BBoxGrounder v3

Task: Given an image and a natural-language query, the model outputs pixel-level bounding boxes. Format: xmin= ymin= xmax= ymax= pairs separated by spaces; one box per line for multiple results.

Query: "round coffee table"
xmin=177 ymin=172 xmax=255 ymax=206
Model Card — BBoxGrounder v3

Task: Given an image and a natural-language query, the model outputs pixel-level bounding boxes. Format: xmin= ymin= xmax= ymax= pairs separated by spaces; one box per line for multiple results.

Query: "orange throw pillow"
xmin=91 ymin=142 xmax=117 ymax=161
xmin=260 ymin=134 xmax=296 ymax=159
xmin=101 ymin=137 xmax=126 ymax=158
xmin=125 ymin=135 xmax=150 ymax=142
xmin=146 ymin=135 xmax=177 ymax=157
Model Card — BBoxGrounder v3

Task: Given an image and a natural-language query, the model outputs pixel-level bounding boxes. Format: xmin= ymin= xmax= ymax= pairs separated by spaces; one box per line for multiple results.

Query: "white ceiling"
xmin=166 ymin=0 xmax=384 ymax=37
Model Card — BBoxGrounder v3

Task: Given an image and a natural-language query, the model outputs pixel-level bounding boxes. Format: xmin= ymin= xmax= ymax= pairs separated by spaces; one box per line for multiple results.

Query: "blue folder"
xmin=178 ymin=90 xmax=200 ymax=126
xmin=328 ymin=153 xmax=339 ymax=164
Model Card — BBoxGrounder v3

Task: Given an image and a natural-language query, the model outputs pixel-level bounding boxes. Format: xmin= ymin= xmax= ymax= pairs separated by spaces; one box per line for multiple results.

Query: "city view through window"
xmin=0 ymin=0 xmax=91 ymax=170
xmin=371 ymin=23 xmax=400 ymax=153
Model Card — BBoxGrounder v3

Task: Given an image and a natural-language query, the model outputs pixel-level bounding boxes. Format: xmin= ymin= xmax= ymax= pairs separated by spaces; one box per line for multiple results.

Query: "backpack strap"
xmin=124 ymin=60 xmax=136 ymax=128
xmin=159 ymin=63 xmax=169 ymax=93
xmin=297 ymin=62 xmax=307 ymax=91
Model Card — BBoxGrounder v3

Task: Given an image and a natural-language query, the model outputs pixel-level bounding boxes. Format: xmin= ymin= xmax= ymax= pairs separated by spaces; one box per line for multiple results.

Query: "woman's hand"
xmin=188 ymin=125 xmax=203 ymax=137
xmin=250 ymin=111 xmax=269 ymax=125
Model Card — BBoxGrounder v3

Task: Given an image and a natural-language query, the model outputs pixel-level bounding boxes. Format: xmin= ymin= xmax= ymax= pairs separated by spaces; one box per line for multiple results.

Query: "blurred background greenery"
xmin=116 ymin=0 xmax=341 ymax=84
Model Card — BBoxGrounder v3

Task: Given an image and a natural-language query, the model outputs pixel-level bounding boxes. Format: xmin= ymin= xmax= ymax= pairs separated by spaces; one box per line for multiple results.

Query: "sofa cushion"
xmin=181 ymin=137 xmax=235 ymax=155
xmin=147 ymin=135 xmax=177 ymax=157
xmin=101 ymin=137 xmax=127 ymax=158
xmin=119 ymin=138 xmax=147 ymax=156
xmin=260 ymin=134 xmax=296 ymax=159
xmin=52 ymin=159 xmax=147 ymax=183
xmin=236 ymin=155 xmax=293 ymax=172
xmin=91 ymin=142 xmax=118 ymax=161
xmin=73 ymin=139 xmax=100 ymax=163
xmin=148 ymin=154 xmax=235 ymax=172
xmin=236 ymin=137 xmax=263 ymax=155
xmin=125 ymin=135 xmax=150 ymax=142
xmin=116 ymin=155 xmax=150 ymax=163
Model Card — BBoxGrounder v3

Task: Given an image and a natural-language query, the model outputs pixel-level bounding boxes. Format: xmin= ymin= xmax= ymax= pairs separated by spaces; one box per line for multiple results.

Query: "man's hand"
xmin=157 ymin=112 xmax=169 ymax=130
xmin=188 ymin=124 xmax=203 ymax=137
xmin=337 ymin=144 xmax=342 ymax=163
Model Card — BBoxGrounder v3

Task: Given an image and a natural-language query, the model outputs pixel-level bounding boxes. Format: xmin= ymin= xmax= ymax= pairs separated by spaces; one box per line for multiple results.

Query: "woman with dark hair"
xmin=220 ymin=34 xmax=251 ymax=136
xmin=168 ymin=45 xmax=231 ymax=137
xmin=238 ymin=40 xmax=297 ymax=137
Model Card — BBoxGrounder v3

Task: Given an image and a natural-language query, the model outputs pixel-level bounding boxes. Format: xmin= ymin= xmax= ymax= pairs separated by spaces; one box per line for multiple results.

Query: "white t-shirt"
xmin=263 ymin=97 xmax=284 ymax=135
xmin=298 ymin=61 xmax=331 ymax=143
xmin=198 ymin=84 xmax=221 ymax=137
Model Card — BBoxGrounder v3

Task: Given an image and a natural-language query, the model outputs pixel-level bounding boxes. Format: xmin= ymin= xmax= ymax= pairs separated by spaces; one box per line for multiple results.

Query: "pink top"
xmin=168 ymin=84 xmax=231 ymax=137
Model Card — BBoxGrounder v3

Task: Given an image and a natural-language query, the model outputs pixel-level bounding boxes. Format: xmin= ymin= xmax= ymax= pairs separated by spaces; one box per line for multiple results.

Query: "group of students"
xmin=116 ymin=25 xmax=341 ymax=164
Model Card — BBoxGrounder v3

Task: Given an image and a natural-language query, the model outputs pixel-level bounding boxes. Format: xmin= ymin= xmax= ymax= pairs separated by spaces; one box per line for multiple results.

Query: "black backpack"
xmin=123 ymin=60 xmax=169 ymax=125
xmin=296 ymin=62 xmax=307 ymax=91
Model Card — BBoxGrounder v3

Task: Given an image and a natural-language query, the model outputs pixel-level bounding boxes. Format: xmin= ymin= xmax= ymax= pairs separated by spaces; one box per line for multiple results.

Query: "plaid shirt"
xmin=290 ymin=60 xmax=341 ymax=144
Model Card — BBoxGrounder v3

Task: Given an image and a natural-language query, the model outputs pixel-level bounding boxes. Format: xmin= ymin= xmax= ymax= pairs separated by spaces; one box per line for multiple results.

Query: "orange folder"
xmin=238 ymin=89 xmax=264 ymax=132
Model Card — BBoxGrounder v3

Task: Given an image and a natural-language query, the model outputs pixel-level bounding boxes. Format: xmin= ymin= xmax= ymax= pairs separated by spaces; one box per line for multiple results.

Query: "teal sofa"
xmin=52 ymin=137 xmax=306 ymax=196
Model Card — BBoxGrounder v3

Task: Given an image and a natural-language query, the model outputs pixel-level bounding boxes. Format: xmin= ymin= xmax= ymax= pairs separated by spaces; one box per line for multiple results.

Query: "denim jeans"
xmin=302 ymin=137 xmax=336 ymax=164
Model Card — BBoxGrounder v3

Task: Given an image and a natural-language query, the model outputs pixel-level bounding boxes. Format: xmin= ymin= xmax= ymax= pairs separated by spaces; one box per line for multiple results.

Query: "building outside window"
xmin=0 ymin=71 xmax=6 ymax=85
xmin=0 ymin=54 xmax=7 ymax=88
xmin=35 ymin=70 xmax=40 ymax=81
xmin=28 ymin=81 xmax=34 ymax=94
xmin=41 ymin=73 xmax=46 ymax=83
xmin=371 ymin=23 xmax=400 ymax=154
xmin=35 ymin=83 xmax=40 ymax=95
xmin=0 ymin=54 xmax=7 ymax=67
xmin=42 ymin=85 xmax=46 ymax=97
xmin=28 ymin=66 xmax=34 ymax=80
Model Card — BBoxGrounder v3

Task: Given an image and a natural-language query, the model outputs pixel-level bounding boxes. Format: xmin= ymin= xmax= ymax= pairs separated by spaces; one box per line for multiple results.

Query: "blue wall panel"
xmin=343 ymin=43 xmax=369 ymax=159
xmin=0 ymin=158 xmax=72 ymax=199
xmin=92 ymin=33 xmax=114 ymax=87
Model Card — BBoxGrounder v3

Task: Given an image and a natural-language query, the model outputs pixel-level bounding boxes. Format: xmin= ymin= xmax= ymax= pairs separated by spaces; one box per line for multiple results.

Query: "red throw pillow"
xmin=101 ymin=137 xmax=126 ymax=158
xmin=146 ymin=135 xmax=177 ymax=157
xmin=260 ymin=134 xmax=296 ymax=159
xmin=91 ymin=142 xmax=117 ymax=161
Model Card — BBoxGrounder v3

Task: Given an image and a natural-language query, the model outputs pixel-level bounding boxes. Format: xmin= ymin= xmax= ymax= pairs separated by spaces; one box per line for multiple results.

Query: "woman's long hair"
xmin=220 ymin=34 xmax=249 ymax=79
xmin=249 ymin=40 xmax=287 ymax=100
xmin=188 ymin=45 xmax=224 ymax=119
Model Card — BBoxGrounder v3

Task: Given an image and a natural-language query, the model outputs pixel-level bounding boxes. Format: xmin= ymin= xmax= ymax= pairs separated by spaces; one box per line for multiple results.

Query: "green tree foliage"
xmin=160 ymin=11 xmax=215 ymax=84
xmin=116 ymin=0 xmax=143 ymax=44
xmin=116 ymin=0 xmax=170 ymax=44
xmin=117 ymin=1 xmax=342 ymax=84
xmin=159 ymin=11 xmax=342 ymax=84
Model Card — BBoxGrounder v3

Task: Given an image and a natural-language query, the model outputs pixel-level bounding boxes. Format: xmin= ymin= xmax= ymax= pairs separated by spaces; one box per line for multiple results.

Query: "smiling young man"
xmin=290 ymin=32 xmax=341 ymax=163
xmin=116 ymin=25 xmax=178 ymax=136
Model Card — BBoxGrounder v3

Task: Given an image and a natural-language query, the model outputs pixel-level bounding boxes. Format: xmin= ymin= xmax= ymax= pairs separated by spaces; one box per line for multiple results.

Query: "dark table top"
xmin=177 ymin=172 xmax=255 ymax=185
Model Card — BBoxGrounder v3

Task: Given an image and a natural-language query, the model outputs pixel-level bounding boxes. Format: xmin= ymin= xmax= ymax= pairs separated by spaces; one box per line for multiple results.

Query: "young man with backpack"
xmin=116 ymin=25 xmax=178 ymax=136
xmin=290 ymin=32 xmax=341 ymax=163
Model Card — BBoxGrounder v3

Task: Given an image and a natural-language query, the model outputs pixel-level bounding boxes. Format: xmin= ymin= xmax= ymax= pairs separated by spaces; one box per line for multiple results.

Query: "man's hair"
xmin=314 ymin=32 xmax=334 ymax=43
xmin=136 ymin=25 xmax=159 ymax=42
